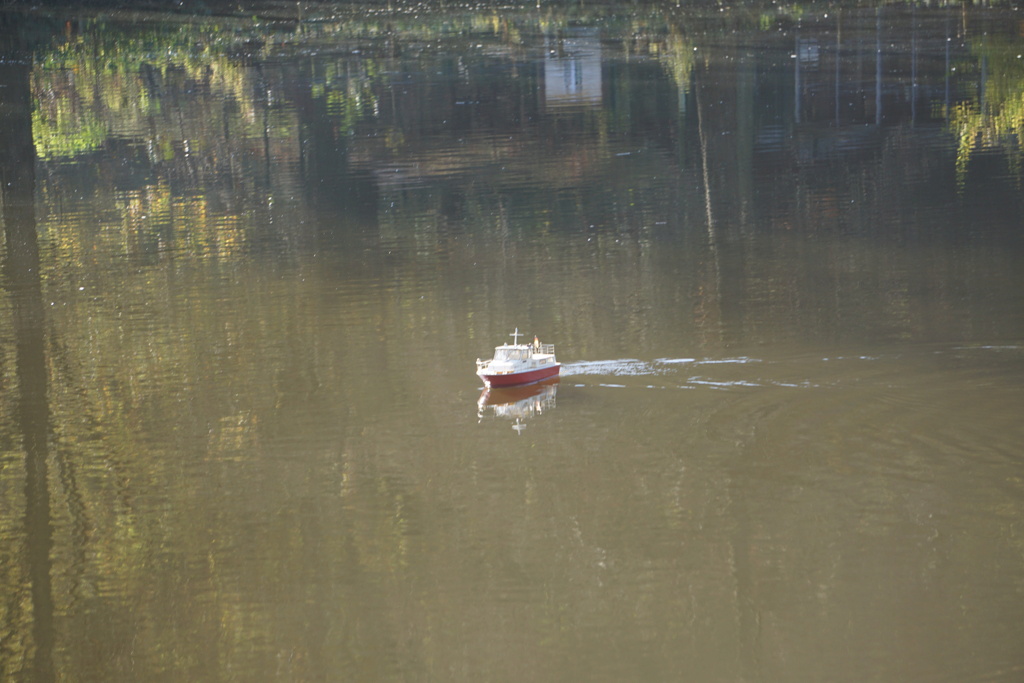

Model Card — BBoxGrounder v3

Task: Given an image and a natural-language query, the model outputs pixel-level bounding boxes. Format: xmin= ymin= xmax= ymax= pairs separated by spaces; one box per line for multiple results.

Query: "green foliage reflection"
xmin=33 ymin=21 xmax=265 ymax=160
xmin=950 ymin=34 xmax=1024 ymax=187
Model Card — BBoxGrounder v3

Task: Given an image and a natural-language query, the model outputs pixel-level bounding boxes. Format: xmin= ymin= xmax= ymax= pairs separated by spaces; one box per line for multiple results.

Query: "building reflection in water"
xmin=477 ymin=378 xmax=559 ymax=433
xmin=543 ymin=28 xmax=601 ymax=110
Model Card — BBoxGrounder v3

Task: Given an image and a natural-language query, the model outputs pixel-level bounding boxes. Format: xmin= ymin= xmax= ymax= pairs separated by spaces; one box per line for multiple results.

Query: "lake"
xmin=1 ymin=2 xmax=1023 ymax=681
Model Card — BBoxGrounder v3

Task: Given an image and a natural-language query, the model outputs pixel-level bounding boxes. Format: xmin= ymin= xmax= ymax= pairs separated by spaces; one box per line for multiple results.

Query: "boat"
xmin=476 ymin=328 xmax=561 ymax=388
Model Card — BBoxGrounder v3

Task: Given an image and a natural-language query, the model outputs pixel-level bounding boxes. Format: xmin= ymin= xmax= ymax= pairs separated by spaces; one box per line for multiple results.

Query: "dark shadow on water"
xmin=0 ymin=53 xmax=55 ymax=683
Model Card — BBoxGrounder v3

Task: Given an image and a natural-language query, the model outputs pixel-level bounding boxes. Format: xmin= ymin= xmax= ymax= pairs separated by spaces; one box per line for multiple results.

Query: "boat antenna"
xmin=510 ymin=328 xmax=522 ymax=345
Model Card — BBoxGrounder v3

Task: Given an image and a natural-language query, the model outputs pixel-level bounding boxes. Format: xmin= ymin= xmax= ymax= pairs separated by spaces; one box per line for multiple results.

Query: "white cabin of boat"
xmin=476 ymin=328 xmax=559 ymax=379
xmin=489 ymin=342 xmax=556 ymax=363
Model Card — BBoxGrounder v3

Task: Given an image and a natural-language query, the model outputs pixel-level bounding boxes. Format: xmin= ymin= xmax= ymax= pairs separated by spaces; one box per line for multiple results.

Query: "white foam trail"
xmin=559 ymin=356 xmax=832 ymax=391
xmin=691 ymin=356 xmax=761 ymax=366
xmin=562 ymin=357 xmax=762 ymax=377
xmin=687 ymin=378 xmax=762 ymax=388
xmin=561 ymin=359 xmax=654 ymax=376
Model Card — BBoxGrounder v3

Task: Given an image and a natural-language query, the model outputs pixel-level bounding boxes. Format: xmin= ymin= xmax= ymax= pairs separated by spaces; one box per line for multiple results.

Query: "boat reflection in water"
xmin=477 ymin=378 xmax=559 ymax=433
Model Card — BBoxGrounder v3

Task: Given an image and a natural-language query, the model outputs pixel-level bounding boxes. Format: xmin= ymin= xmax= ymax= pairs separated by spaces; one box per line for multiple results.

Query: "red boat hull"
xmin=479 ymin=363 xmax=561 ymax=388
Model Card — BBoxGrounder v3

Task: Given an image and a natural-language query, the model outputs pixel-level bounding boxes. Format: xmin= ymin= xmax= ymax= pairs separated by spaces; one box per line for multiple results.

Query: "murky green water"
xmin=2 ymin=2 xmax=1024 ymax=681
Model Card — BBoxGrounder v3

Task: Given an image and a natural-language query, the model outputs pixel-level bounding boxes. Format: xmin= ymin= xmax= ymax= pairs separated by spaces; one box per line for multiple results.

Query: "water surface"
xmin=2 ymin=2 xmax=1024 ymax=681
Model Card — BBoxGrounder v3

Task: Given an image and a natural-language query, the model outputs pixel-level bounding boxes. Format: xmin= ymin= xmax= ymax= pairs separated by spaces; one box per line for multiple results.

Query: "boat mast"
xmin=510 ymin=328 xmax=522 ymax=345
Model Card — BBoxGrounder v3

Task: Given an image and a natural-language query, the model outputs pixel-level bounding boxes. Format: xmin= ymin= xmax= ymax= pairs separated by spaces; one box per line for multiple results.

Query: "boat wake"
xmin=559 ymin=346 xmax=1024 ymax=391
xmin=561 ymin=357 xmax=759 ymax=377
xmin=560 ymin=356 xmax=813 ymax=390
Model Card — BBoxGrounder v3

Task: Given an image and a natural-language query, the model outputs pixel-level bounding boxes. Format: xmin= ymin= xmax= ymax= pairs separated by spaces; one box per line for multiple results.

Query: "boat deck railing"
xmin=537 ymin=343 xmax=555 ymax=355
